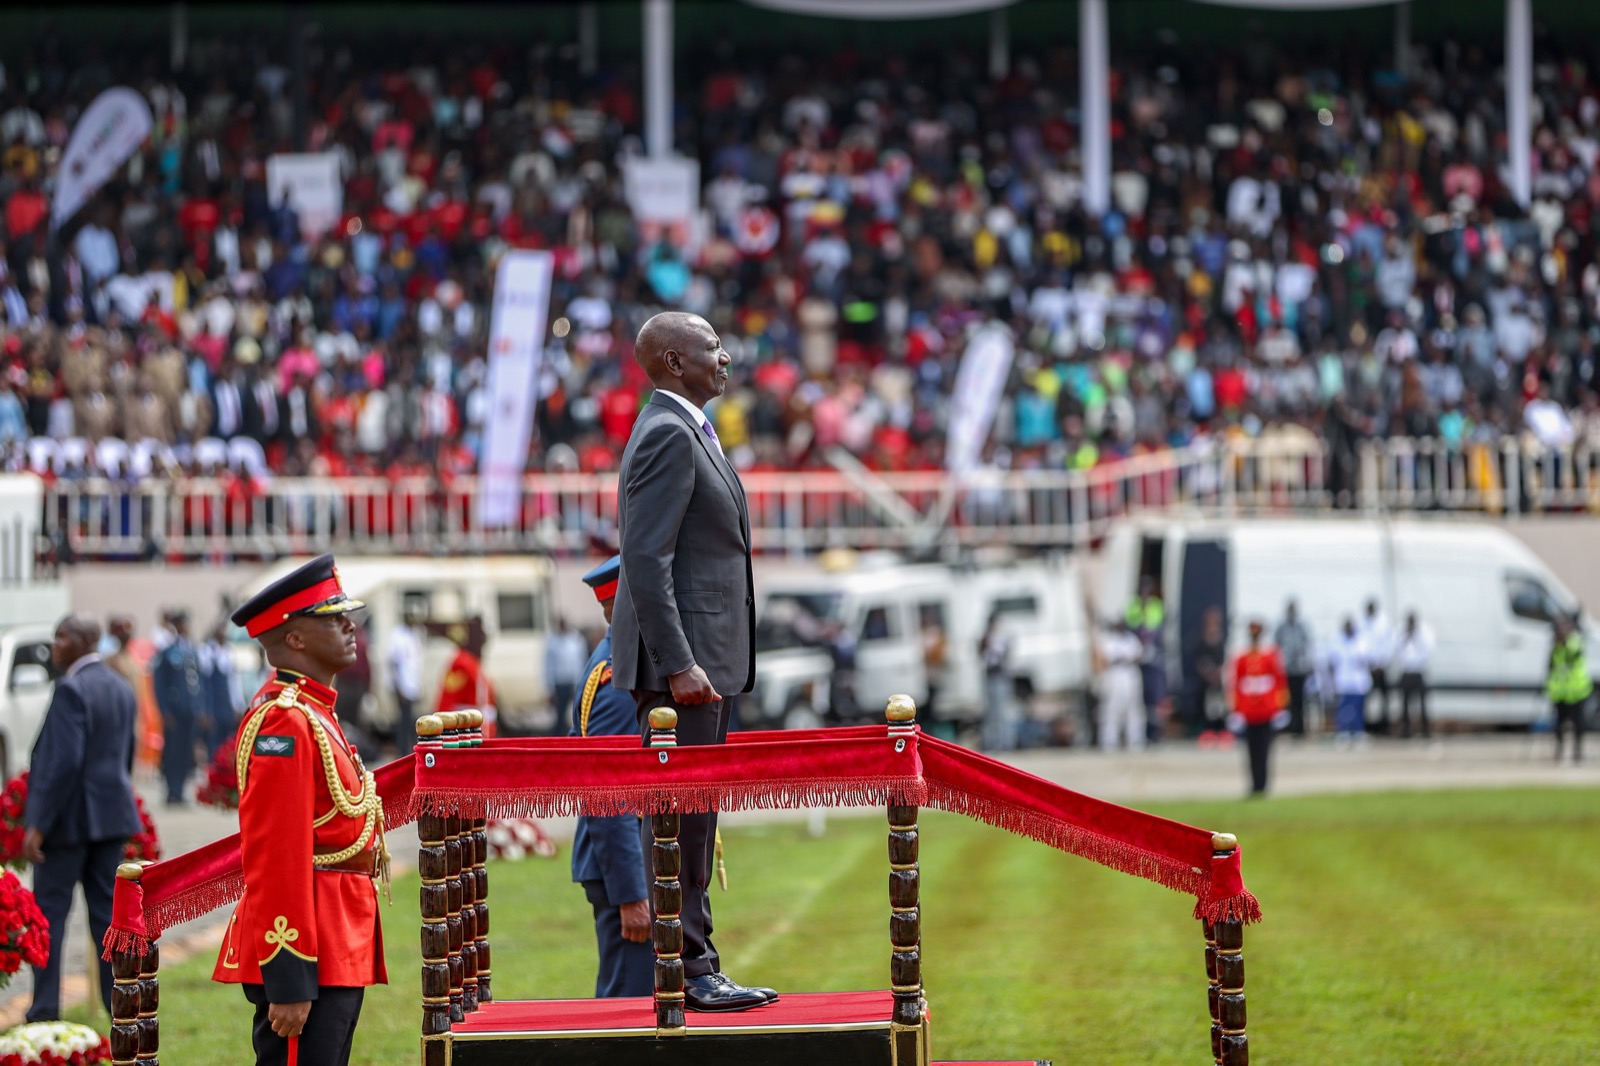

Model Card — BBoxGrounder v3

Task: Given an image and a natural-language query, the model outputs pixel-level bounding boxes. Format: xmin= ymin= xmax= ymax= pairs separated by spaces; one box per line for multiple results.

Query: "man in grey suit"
xmin=610 ymin=311 xmax=773 ymax=1013
xmin=22 ymin=613 xmax=142 ymax=1021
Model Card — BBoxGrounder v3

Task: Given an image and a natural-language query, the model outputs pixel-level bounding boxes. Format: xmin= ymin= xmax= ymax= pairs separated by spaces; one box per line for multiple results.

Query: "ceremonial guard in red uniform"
xmin=435 ymin=619 xmax=495 ymax=735
xmin=213 ymin=554 xmax=390 ymax=1066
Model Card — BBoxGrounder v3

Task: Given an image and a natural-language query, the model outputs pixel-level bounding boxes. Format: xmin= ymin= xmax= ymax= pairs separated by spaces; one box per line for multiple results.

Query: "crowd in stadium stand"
xmin=3 ymin=23 xmax=1600 ymax=487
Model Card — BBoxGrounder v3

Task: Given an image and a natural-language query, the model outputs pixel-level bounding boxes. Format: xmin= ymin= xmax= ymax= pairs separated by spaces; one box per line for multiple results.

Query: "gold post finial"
xmin=116 ymin=862 xmax=145 ymax=881
xmin=462 ymin=709 xmax=483 ymax=728
xmin=885 ymin=694 xmax=918 ymax=723
xmin=439 ymin=711 xmax=463 ymax=730
xmin=1212 ymin=832 xmax=1238 ymax=852
xmin=647 ymin=707 xmax=679 ymax=731
xmin=417 ymin=714 xmax=445 ymax=738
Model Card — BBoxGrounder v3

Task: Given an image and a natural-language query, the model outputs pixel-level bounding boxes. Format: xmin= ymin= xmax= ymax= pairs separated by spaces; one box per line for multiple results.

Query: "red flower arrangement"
xmin=122 ymin=794 xmax=161 ymax=864
xmin=195 ymin=741 xmax=240 ymax=811
xmin=0 ymin=774 xmax=28 ymax=870
xmin=0 ymin=774 xmax=160 ymax=868
xmin=0 ymin=869 xmax=50 ymax=990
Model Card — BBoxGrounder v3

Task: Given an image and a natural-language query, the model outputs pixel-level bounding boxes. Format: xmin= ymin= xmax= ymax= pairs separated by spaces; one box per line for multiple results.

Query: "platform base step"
xmin=447 ymin=991 xmax=910 ymax=1066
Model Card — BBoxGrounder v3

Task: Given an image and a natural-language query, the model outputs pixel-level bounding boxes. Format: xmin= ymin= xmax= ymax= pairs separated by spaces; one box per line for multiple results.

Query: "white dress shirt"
xmin=656 ymin=389 xmax=723 ymax=456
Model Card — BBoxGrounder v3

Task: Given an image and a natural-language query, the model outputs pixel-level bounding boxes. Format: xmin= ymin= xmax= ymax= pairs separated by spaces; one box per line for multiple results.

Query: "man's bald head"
xmin=636 ymin=312 xmax=709 ymax=382
xmin=635 ymin=312 xmax=730 ymax=406
xmin=59 ymin=613 xmax=102 ymax=648
xmin=52 ymin=613 xmax=102 ymax=671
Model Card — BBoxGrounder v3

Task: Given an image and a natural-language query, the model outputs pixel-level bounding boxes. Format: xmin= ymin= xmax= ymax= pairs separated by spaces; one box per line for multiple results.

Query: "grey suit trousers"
xmin=635 ymin=690 xmax=731 ymax=978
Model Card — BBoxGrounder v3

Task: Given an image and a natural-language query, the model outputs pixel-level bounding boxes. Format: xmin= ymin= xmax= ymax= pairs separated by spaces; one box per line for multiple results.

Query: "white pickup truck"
xmin=752 ymin=553 xmax=1091 ymax=730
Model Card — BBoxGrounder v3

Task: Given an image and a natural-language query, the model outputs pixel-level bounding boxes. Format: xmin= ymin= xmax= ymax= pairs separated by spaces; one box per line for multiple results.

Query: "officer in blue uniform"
xmin=568 ymin=557 xmax=653 ymax=998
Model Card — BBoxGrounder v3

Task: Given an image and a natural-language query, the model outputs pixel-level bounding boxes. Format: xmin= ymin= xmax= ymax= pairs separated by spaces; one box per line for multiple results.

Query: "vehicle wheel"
xmin=782 ymin=703 xmax=824 ymax=731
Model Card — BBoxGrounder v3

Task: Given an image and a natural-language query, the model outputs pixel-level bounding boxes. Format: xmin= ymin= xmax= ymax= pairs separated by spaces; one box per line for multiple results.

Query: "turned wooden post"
xmin=648 ymin=707 xmax=686 ymax=1033
xmin=111 ymin=862 xmax=152 ymax=1066
xmin=1204 ymin=832 xmax=1248 ymax=1066
xmin=885 ymin=695 xmax=923 ymax=1065
xmin=138 ymin=939 xmax=160 ymax=1065
xmin=458 ymin=709 xmax=482 ymax=1013
xmin=416 ymin=715 xmax=450 ymax=1066
xmin=435 ymin=711 xmax=467 ymax=1024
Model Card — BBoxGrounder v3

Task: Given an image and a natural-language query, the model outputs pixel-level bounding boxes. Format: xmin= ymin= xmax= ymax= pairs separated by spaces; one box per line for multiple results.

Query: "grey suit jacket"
xmin=610 ymin=393 xmax=756 ymax=697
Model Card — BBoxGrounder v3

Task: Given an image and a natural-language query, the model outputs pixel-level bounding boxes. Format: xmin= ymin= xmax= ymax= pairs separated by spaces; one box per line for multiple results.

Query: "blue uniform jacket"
xmin=151 ymin=639 xmax=204 ymax=721
xmin=568 ymin=631 xmax=649 ymax=907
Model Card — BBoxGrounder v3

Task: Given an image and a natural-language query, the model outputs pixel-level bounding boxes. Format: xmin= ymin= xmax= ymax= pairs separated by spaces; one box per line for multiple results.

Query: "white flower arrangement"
xmin=0 ymin=1020 xmax=111 ymax=1063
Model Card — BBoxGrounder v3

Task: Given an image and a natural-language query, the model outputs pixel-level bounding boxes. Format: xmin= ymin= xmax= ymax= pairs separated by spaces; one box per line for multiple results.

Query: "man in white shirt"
xmin=1357 ymin=599 xmax=1393 ymax=735
xmin=1394 ymin=611 xmax=1433 ymax=740
xmin=388 ymin=603 xmax=426 ymax=754
xmin=1096 ymin=619 xmax=1145 ymax=753
xmin=1326 ymin=618 xmax=1372 ymax=748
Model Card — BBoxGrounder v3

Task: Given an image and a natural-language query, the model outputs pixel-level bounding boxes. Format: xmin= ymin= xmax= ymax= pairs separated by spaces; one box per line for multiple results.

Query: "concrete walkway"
xmin=3 ymin=733 xmax=1592 ymax=1027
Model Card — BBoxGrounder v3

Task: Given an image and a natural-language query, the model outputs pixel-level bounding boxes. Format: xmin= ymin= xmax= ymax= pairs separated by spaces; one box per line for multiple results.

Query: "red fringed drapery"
xmin=915 ymin=737 xmax=1260 ymax=924
xmin=106 ymin=727 xmax=1260 ymax=961
xmin=103 ymin=754 xmax=419 ymax=960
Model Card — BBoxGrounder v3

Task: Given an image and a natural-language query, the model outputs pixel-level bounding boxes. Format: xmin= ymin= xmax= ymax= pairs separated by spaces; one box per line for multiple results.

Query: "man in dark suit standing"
xmin=22 ymin=613 xmax=141 ymax=1022
xmin=610 ymin=311 xmax=772 ymax=1013
xmin=569 ymin=556 xmax=652 ymax=998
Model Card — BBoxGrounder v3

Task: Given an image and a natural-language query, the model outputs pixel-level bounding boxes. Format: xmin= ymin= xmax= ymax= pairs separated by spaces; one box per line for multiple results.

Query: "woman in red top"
xmin=1228 ymin=620 xmax=1288 ymax=797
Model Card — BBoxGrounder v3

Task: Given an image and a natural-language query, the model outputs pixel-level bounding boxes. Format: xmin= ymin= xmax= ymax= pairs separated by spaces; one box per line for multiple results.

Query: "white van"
xmin=235 ymin=555 xmax=557 ymax=733
xmin=0 ymin=474 xmax=69 ymax=776
xmin=1098 ymin=516 xmax=1600 ymax=724
xmin=753 ymin=553 xmax=1091 ymax=729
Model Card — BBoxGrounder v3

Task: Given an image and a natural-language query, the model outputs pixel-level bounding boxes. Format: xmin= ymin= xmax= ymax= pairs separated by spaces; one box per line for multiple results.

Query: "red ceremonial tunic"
xmin=1228 ymin=648 xmax=1289 ymax=725
xmin=436 ymin=649 xmax=495 ymax=723
xmin=213 ymin=670 xmax=388 ymax=1000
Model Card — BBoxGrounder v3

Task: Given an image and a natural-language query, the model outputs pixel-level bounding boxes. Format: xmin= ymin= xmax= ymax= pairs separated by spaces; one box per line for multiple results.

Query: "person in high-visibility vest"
xmin=1547 ymin=615 xmax=1593 ymax=764
xmin=1125 ymin=577 xmax=1167 ymax=743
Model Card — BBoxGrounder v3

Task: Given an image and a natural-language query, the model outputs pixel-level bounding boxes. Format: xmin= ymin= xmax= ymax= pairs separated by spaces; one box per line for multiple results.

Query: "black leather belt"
xmin=314 ymin=851 xmax=377 ymax=876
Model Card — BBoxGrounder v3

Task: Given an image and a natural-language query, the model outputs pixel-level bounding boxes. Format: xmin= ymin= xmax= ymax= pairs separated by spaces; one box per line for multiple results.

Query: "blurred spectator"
xmin=1394 ymin=611 xmax=1433 ymax=740
xmin=1185 ymin=605 xmax=1229 ymax=747
xmin=1274 ymin=600 xmax=1314 ymax=737
xmin=1227 ymin=619 xmax=1287 ymax=796
xmin=1546 ymin=614 xmax=1591 ymax=765
xmin=1 ymin=20 xmax=1599 ymax=491
xmin=978 ymin=611 xmax=1015 ymax=752
xmin=1095 ymin=618 xmax=1145 ymax=753
xmin=1327 ymin=617 xmax=1372 ymax=749
xmin=1358 ymin=599 xmax=1393 ymax=735
xmin=544 ymin=615 xmax=587 ymax=731
xmin=150 ymin=608 xmax=202 ymax=804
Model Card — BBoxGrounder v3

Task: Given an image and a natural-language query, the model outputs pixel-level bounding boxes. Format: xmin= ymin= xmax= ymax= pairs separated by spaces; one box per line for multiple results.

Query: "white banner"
xmin=266 ymin=153 xmax=344 ymax=240
xmin=51 ymin=88 xmax=153 ymax=231
xmin=480 ymin=251 xmax=555 ymax=528
xmin=945 ymin=325 xmax=1016 ymax=474
xmin=623 ymin=156 xmax=700 ymax=224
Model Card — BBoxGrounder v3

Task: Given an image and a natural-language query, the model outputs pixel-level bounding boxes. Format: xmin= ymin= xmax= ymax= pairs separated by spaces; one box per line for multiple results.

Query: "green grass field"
xmin=128 ymin=788 xmax=1600 ymax=1064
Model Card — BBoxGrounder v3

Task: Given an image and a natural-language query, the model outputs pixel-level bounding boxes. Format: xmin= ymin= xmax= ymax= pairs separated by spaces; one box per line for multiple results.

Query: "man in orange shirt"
xmin=1228 ymin=620 xmax=1288 ymax=797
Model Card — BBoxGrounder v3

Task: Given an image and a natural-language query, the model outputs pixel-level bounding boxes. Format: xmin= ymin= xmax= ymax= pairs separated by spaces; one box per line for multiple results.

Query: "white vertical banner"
xmin=945 ymin=324 xmax=1016 ymax=474
xmin=480 ymin=251 xmax=555 ymax=528
xmin=266 ymin=153 xmax=344 ymax=240
xmin=51 ymin=88 xmax=154 ymax=231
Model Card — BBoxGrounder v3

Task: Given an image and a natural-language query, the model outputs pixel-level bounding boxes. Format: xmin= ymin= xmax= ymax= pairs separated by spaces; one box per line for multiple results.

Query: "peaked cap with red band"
xmin=231 ymin=553 xmax=366 ymax=637
xmin=581 ymin=555 xmax=620 ymax=603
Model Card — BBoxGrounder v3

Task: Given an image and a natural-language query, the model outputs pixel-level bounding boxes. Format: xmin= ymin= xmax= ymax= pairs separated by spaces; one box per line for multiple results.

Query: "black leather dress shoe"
xmin=712 ymin=972 xmax=779 ymax=1001
xmin=684 ymin=973 xmax=770 ymax=1012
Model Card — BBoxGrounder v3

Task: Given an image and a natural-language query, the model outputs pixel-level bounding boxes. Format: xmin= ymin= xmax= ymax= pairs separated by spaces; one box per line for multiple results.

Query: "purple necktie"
xmin=702 ymin=421 xmax=719 ymax=444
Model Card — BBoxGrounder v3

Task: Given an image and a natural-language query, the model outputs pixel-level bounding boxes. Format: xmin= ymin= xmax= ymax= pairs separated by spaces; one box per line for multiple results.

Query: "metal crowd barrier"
xmin=33 ymin=437 xmax=1600 ymax=562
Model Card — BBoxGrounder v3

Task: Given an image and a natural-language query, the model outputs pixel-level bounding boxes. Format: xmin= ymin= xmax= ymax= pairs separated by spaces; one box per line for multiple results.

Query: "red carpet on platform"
xmin=452 ymin=990 xmax=893 ymax=1034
